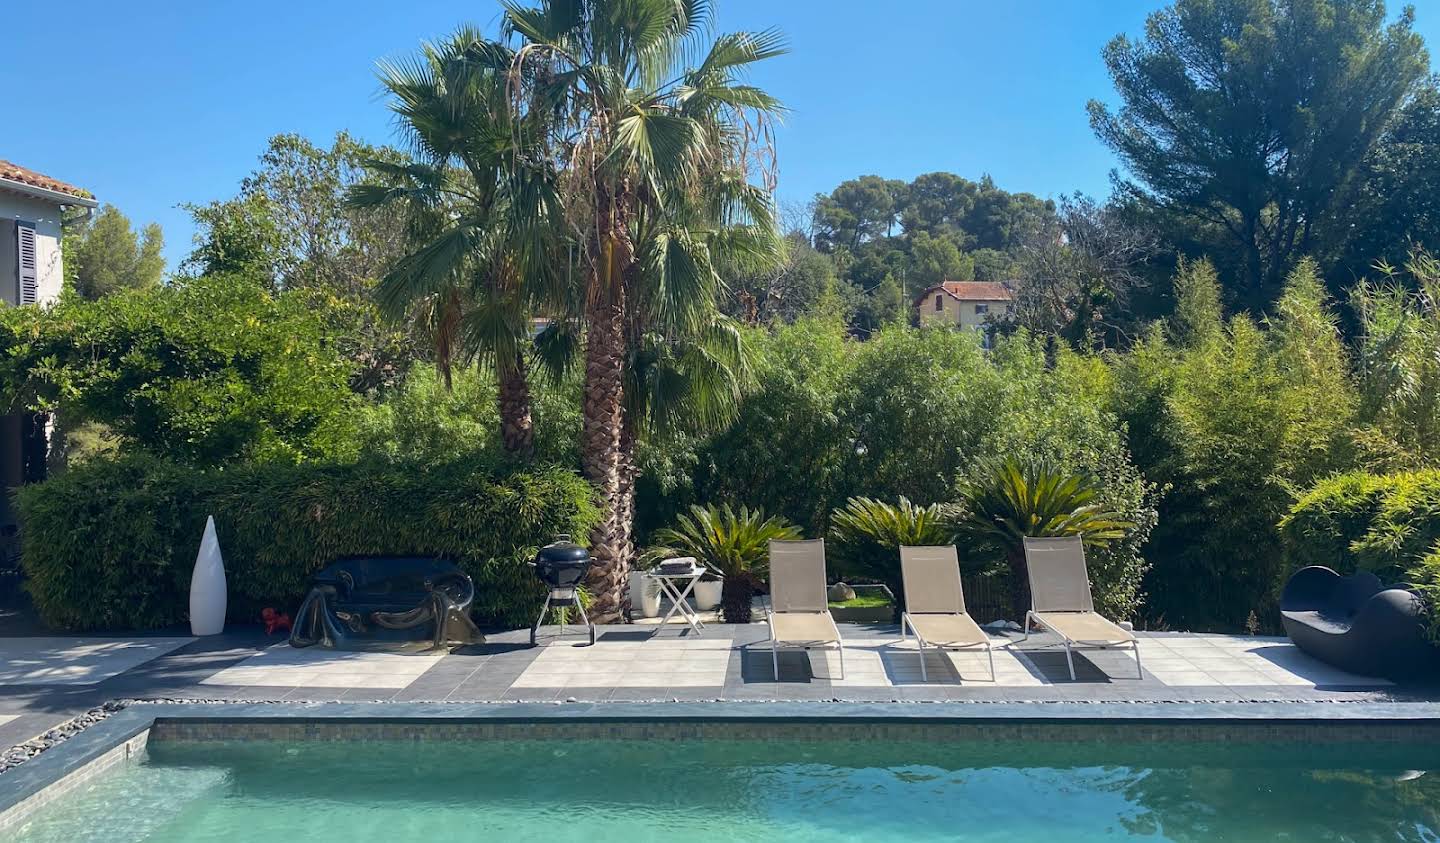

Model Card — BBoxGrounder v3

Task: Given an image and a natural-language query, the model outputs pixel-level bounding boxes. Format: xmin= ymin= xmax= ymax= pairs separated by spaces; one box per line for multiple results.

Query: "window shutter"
xmin=16 ymin=222 xmax=38 ymax=305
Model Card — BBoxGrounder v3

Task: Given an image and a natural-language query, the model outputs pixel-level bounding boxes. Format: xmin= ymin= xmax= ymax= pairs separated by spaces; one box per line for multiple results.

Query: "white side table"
xmin=644 ymin=566 xmax=711 ymax=635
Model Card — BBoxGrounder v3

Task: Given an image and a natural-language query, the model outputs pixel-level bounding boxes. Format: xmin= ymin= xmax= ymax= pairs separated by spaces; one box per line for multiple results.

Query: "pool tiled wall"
xmin=148 ymin=718 xmax=1440 ymax=745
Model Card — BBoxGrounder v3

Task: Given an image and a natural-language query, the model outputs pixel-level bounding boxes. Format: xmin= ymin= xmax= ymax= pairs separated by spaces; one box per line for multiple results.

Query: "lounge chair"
xmin=766 ymin=539 xmax=845 ymax=680
xmin=1022 ymin=536 xmax=1140 ymax=680
xmin=899 ymin=545 xmax=995 ymax=681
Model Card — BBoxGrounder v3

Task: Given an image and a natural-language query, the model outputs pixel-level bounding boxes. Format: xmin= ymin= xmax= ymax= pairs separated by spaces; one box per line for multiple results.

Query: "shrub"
xmin=1280 ymin=470 xmax=1440 ymax=577
xmin=827 ymin=496 xmax=954 ymax=603
xmin=0 ymin=274 xmax=360 ymax=466
xmin=17 ymin=453 xmax=601 ymax=631
xmin=640 ymin=504 xmax=800 ymax=623
xmin=957 ymin=457 xmax=1132 ymax=619
xmin=1281 ymin=470 xmax=1440 ymax=639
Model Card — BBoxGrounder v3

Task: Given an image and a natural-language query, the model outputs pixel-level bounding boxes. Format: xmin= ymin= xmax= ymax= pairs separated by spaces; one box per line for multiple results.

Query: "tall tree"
xmin=504 ymin=0 xmax=787 ymax=619
xmin=351 ymin=28 xmax=564 ymax=455
xmin=66 ymin=205 xmax=165 ymax=299
xmin=1015 ymin=194 xmax=1157 ymax=347
xmin=812 ymin=175 xmax=906 ymax=252
xmin=1337 ymin=79 xmax=1440 ymax=283
xmin=1089 ymin=0 xmax=1429 ymax=312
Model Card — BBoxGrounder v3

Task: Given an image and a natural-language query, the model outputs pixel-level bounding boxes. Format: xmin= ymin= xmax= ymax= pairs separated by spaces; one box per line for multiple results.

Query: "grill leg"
xmin=531 ymin=594 xmax=552 ymax=647
xmin=575 ymin=596 xmax=595 ymax=646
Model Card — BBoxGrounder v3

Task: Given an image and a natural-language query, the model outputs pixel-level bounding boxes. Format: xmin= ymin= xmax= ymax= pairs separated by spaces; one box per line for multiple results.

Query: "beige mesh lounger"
xmin=766 ymin=539 xmax=845 ymax=680
xmin=899 ymin=545 xmax=994 ymax=682
xmin=1023 ymin=536 xmax=1141 ymax=680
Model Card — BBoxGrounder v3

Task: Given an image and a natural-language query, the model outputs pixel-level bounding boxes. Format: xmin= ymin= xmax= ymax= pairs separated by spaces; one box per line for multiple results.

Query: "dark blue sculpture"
xmin=289 ymin=556 xmax=483 ymax=650
xmin=1279 ymin=566 xmax=1436 ymax=680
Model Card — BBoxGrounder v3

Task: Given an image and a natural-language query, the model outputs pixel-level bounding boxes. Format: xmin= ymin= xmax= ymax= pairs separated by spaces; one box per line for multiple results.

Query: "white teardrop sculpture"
xmin=189 ymin=515 xmax=227 ymax=636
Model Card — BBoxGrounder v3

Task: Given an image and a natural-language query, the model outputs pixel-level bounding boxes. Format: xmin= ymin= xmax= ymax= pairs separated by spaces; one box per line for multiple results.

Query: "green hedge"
xmin=1280 ymin=471 xmax=1440 ymax=575
xmin=16 ymin=454 xmax=601 ymax=632
xmin=1280 ymin=470 xmax=1440 ymax=638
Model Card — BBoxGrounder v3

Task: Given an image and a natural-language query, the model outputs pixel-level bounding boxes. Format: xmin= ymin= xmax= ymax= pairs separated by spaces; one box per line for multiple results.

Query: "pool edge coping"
xmin=6 ymin=699 xmax=1440 ymax=825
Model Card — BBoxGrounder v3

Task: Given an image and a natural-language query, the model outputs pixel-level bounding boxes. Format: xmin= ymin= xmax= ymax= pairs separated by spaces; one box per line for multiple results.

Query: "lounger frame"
xmin=897 ymin=546 xmax=995 ymax=682
xmin=1022 ymin=536 xmax=1142 ymax=681
xmin=766 ymin=539 xmax=845 ymax=680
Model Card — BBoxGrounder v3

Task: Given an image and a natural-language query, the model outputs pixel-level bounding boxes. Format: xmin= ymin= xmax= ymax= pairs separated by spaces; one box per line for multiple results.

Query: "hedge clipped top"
xmin=18 ymin=454 xmax=601 ymax=632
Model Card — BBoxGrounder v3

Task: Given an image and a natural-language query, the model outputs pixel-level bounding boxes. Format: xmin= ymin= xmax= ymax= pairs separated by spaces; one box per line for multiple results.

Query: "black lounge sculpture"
xmin=289 ymin=556 xmax=483 ymax=651
xmin=1279 ymin=566 xmax=1436 ymax=680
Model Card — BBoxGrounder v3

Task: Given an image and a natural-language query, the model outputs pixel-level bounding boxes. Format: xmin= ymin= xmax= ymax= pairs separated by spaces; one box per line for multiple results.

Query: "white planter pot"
xmin=693 ymin=579 xmax=723 ymax=611
xmin=189 ymin=515 xmax=227 ymax=636
xmin=629 ymin=571 xmax=662 ymax=618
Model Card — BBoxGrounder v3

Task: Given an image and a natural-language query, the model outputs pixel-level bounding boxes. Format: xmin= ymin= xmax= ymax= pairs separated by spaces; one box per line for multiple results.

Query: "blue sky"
xmin=6 ymin=1 xmax=1437 ymax=271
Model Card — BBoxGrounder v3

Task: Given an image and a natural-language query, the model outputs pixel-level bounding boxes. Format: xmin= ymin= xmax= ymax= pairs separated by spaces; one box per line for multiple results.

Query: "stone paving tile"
xmin=0 ymin=637 xmax=193 ymax=686
xmin=2 ymin=623 xmax=1436 ymax=748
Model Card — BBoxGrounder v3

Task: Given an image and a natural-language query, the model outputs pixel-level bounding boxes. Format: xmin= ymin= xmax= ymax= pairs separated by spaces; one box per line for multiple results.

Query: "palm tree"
xmin=502 ymin=0 xmax=787 ymax=618
xmin=958 ymin=457 xmax=1133 ymax=619
xmin=349 ymin=27 xmax=564 ymax=455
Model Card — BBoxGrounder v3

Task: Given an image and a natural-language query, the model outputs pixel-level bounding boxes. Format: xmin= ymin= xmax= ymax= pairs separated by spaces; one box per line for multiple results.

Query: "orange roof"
xmin=0 ymin=160 xmax=93 ymax=201
xmin=918 ymin=281 xmax=1014 ymax=304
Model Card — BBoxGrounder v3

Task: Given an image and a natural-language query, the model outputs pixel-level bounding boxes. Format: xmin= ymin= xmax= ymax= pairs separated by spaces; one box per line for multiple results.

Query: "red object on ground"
xmin=261 ymin=608 xmax=292 ymax=635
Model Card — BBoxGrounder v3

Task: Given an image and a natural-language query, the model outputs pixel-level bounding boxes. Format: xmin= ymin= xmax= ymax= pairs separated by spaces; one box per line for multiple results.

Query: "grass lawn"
xmin=828 ymin=592 xmax=894 ymax=609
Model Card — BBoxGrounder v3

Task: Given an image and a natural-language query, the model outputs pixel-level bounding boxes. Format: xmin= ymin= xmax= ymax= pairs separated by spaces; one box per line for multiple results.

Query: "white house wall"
xmin=0 ymin=190 xmax=66 ymax=307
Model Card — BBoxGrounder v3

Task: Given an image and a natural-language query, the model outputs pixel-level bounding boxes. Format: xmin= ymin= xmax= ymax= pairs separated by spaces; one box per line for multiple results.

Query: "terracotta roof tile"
xmin=916 ymin=281 xmax=1014 ymax=304
xmin=0 ymin=160 xmax=92 ymax=200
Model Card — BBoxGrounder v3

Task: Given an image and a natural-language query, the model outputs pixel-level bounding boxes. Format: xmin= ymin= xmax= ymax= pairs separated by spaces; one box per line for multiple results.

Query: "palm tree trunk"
xmin=496 ymin=353 xmax=534 ymax=456
xmin=614 ymin=413 xmax=639 ymax=575
xmin=580 ymin=230 xmax=631 ymax=622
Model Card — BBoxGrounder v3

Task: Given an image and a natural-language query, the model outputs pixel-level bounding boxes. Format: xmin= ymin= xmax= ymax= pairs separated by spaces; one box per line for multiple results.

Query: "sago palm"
xmin=349 ymin=27 xmax=563 ymax=455
xmin=828 ymin=496 xmax=955 ymax=600
xmin=503 ymin=0 xmax=788 ymax=618
xmin=641 ymin=503 xmax=800 ymax=622
xmin=958 ymin=457 xmax=1132 ymax=618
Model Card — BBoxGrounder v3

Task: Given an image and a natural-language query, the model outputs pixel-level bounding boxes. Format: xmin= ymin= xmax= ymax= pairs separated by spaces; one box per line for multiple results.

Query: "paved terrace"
xmin=4 ymin=620 xmax=1438 ymax=754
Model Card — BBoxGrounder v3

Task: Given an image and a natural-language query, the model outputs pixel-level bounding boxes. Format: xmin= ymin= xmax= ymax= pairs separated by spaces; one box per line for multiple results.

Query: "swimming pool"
xmin=9 ymin=727 xmax=1440 ymax=841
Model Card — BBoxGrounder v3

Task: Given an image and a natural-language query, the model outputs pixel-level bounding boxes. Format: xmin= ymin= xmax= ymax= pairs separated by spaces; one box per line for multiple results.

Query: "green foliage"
xmin=640 ymin=503 xmax=799 ymax=623
xmin=642 ymin=504 xmax=800 ymax=581
xmin=182 ymin=192 xmax=287 ymax=282
xmin=1350 ymin=251 xmax=1440 ymax=469
xmin=957 ymin=456 xmax=1133 ymax=618
xmin=958 ymin=457 xmax=1132 ymax=551
xmin=810 ymin=171 xmax=1053 ymax=333
xmin=65 ymin=204 xmax=165 ymax=299
xmin=1117 ymin=259 xmax=1359 ymax=629
xmin=674 ymin=319 xmax=1156 ymax=619
xmin=1089 ymin=0 xmax=1429 ymax=310
xmin=1281 ymin=470 xmax=1440 ymax=638
xmin=1281 ymin=470 xmax=1440 ymax=577
xmin=1339 ymin=82 xmax=1440 ymax=281
xmin=828 ymin=496 xmax=954 ymax=598
xmin=352 ymin=363 xmax=580 ymax=468
xmin=0 ymin=274 xmax=359 ymax=466
xmin=16 ymin=453 xmax=601 ymax=631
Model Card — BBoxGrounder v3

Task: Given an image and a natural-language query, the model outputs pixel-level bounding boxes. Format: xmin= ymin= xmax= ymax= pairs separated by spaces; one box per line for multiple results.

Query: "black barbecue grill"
xmin=530 ymin=536 xmax=596 ymax=646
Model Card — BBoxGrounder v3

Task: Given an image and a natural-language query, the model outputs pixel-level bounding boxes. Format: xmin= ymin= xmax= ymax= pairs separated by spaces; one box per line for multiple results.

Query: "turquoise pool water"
xmin=10 ymin=737 xmax=1440 ymax=841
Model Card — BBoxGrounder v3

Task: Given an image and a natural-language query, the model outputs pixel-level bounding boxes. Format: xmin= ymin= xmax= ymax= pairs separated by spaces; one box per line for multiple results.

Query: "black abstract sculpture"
xmin=1279 ymin=566 xmax=1436 ymax=680
xmin=289 ymin=556 xmax=483 ymax=651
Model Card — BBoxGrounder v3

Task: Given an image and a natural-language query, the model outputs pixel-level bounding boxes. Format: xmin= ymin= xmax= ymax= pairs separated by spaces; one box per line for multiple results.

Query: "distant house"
xmin=2 ymin=160 xmax=96 ymax=570
xmin=915 ymin=281 xmax=1015 ymax=338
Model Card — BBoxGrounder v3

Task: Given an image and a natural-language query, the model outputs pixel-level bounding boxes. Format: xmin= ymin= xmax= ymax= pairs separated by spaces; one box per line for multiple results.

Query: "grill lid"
xmin=535 ymin=535 xmax=589 ymax=565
